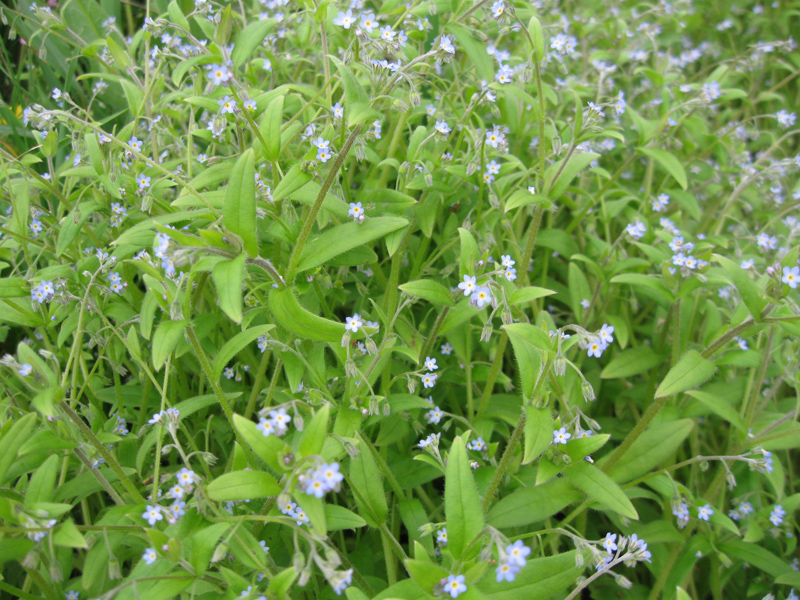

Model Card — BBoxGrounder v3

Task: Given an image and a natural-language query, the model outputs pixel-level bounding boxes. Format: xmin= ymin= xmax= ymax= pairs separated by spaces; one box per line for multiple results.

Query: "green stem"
xmin=286 ymin=125 xmax=362 ymax=280
xmin=185 ymin=327 xmax=254 ymax=463
xmin=477 ymin=331 xmax=508 ymax=416
xmin=60 ymin=404 xmax=145 ymax=504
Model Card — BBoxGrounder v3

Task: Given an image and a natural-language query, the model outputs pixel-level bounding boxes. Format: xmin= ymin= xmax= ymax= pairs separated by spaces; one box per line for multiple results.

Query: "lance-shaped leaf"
xmin=445 ymin=434 xmax=484 ymax=559
xmin=223 ymin=149 xmax=258 ymax=257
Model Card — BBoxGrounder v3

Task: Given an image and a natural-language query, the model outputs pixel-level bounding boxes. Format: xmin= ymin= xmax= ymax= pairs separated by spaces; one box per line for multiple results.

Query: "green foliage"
xmin=0 ymin=0 xmax=798 ymax=598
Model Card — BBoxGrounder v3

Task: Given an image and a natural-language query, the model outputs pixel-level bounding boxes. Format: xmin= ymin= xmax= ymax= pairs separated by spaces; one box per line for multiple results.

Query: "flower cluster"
xmin=257 ymin=407 xmax=292 ymax=438
xmin=495 ymin=540 xmax=531 ymax=582
xmin=301 ymin=462 xmax=344 ymax=498
xmin=458 ymin=275 xmax=494 ymax=309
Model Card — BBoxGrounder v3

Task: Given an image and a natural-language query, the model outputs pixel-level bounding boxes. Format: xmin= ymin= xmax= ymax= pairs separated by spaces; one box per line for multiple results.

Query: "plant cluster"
xmin=0 ymin=0 xmax=799 ymax=598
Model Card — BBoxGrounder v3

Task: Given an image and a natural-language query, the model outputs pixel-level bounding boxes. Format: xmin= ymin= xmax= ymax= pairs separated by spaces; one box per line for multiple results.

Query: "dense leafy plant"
xmin=0 ymin=0 xmax=799 ymax=598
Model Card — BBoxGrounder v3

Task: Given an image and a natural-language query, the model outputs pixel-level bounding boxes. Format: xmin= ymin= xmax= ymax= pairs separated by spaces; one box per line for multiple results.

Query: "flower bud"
xmin=409 ymin=90 xmax=421 ymax=107
xmin=365 ymin=336 xmax=378 ymax=355
xmin=481 ymin=322 xmax=493 ymax=342
xmin=211 ymin=543 xmax=228 ymax=563
xmin=340 ymin=331 xmax=351 ymax=348
xmin=581 ymin=381 xmax=595 ymax=402
xmin=554 ymin=356 xmax=567 ymax=376
xmin=293 ymin=551 xmax=306 ymax=573
xmin=345 ymin=359 xmax=358 ymax=379
xmin=108 ymin=557 xmax=122 ymax=579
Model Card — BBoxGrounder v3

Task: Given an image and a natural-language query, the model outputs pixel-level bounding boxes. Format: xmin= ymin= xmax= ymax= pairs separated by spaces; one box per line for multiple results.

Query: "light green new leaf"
xmin=52 ymin=519 xmax=89 ymax=549
xmin=231 ymin=19 xmax=277 ymax=67
xmin=57 ymin=201 xmax=99 ymax=257
xmin=299 ymin=405 xmax=330 ymax=458
xmin=296 ymin=217 xmax=408 ymax=272
xmin=349 ymin=444 xmax=388 ymax=527
xmin=0 ymin=277 xmax=29 ymax=298
xmin=504 ymin=189 xmax=551 ymax=212
xmin=564 ymin=460 xmax=638 ymax=519
xmin=260 ymin=94 xmax=285 ymax=161
xmin=713 ymin=254 xmax=767 ymax=320
xmin=212 ymin=253 xmax=247 ymax=324
xmin=546 ymin=152 xmax=599 ymax=198
xmin=638 ymin=147 xmax=688 ymax=190
xmin=478 ymin=551 xmax=583 ymax=600
xmin=212 ymin=324 xmax=275 ymax=381
xmin=445 ymin=434 xmax=485 ymax=559
xmin=223 ymin=149 xmax=258 ymax=257
xmin=606 ymin=419 xmax=694 ymax=484
xmin=610 ymin=273 xmax=675 ymax=304
xmin=523 ymin=406 xmax=552 ymax=464
xmin=655 ymin=350 xmax=716 ymax=398
xmin=398 ymin=279 xmax=455 ymax=306
xmin=601 ymin=346 xmax=664 ymax=379
xmin=152 ymin=320 xmax=189 ymax=371
xmin=206 ymin=470 xmax=281 ymax=501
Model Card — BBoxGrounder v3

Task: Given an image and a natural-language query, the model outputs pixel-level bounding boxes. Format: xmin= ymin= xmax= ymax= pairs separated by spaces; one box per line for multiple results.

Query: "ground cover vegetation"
xmin=0 ymin=0 xmax=799 ymax=598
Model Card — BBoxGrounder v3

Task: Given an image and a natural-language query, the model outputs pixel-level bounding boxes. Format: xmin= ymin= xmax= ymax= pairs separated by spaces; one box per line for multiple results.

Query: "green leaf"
xmin=686 ymin=390 xmax=746 ymax=432
xmin=299 ymin=405 xmax=330 ymax=458
xmin=655 ymin=350 xmax=716 ymax=398
xmin=0 ymin=413 xmax=37 ymax=485
xmin=260 ymin=94 xmax=285 ymax=161
xmin=206 ymin=470 xmax=281 ymax=501
xmin=445 ymin=434 xmax=485 ymax=559
xmin=487 ymin=477 xmax=581 ymax=528
xmin=776 ymin=572 xmax=800 ymax=586
xmin=223 ymin=149 xmax=258 ymax=257
xmin=268 ymin=287 xmax=347 ymax=343
xmin=85 ymin=131 xmax=104 ymax=175
xmin=0 ymin=277 xmax=29 ymax=298
xmin=167 ymin=0 xmax=191 ymax=30
xmin=446 ymin=24 xmax=494 ymax=81
xmin=212 ymin=324 xmax=276 ymax=381
xmin=398 ymin=279 xmax=455 ymax=306
xmin=638 ymin=147 xmax=688 ymax=190
xmin=508 ymin=287 xmax=556 ymax=306
xmin=52 ymin=519 xmax=89 ymax=549
xmin=325 ymin=504 xmax=367 ymax=531
xmin=478 ymin=551 xmax=582 ymax=600
xmin=57 ymin=201 xmax=99 ymax=257
xmin=349 ymin=444 xmax=387 ymax=527
xmin=458 ymin=227 xmax=479 ymax=278
xmin=296 ymin=217 xmax=408 ymax=272
xmin=405 ymin=559 xmax=449 ymax=594
xmin=606 ymin=419 xmax=694 ymax=483
xmin=546 ymin=152 xmax=599 ymax=198
xmin=329 ymin=55 xmax=369 ymax=107
xmin=563 ymin=460 xmax=638 ymax=519
xmin=719 ymin=541 xmax=791 ymax=577
xmin=610 ymin=273 xmax=675 ymax=304
xmin=523 ymin=407 xmax=552 ymax=464
xmin=212 ymin=253 xmax=247 ymax=324
xmin=151 ymin=319 xmax=189 ymax=371
xmin=527 ymin=16 xmax=545 ymax=63
xmin=568 ymin=262 xmax=591 ymax=318
xmin=502 ymin=324 xmax=545 ymax=400
xmin=713 ymin=254 xmax=767 ymax=320
xmin=273 ymin=163 xmax=313 ymax=201
xmin=504 ymin=189 xmax=551 ymax=212
xmin=233 ymin=414 xmax=287 ymax=472
xmin=25 ymin=454 xmax=59 ymax=507
xmin=268 ymin=567 xmax=298 ymax=599
xmin=231 ymin=19 xmax=277 ymax=67
xmin=191 ymin=522 xmax=230 ymax=577
xmin=600 ymin=346 xmax=664 ymax=379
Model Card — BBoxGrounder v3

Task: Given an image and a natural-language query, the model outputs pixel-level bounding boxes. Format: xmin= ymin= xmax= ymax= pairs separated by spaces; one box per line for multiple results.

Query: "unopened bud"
xmin=409 ymin=90 xmax=421 ymax=107
xmin=293 ymin=551 xmax=305 ymax=573
xmin=365 ymin=336 xmax=378 ymax=355
xmin=108 ymin=557 xmax=122 ymax=579
xmin=345 ymin=359 xmax=358 ymax=378
xmin=429 ymin=0 xmax=437 ymax=15
xmin=424 ymin=171 xmax=433 ymax=187
xmin=501 ymin=309 xmax=513 ymax=325
xmin=211 ymin=543 xmax=228 ymax=563
xmin=341 ymin=332 xmax=351 ymax=348
xmin=726 ymin=471 xmax=737 ymax=490
xmin=298 ymin=568 xmax=313 ymax=586
xmin=581 ymin=381 xmax=595 ymax=402
xmin=554 ymin=356 xmax=567 ymax=376
xmin=481 ymin=322 xmax=493 ymax=342
xmin=392 ymin=98 xmax=409 ymax=112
